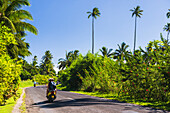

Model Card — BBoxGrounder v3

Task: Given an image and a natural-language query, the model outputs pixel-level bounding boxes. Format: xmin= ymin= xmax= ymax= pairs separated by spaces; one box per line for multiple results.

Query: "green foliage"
xmin=33 ymin=74 xmax=57 ymax=85
xmin=59 ymin=38 xmax=170 ymax=104
xmin=0 ymin=25 xmax=22 ymax=105
xmin=0 ymin=0 xmax=38 ymax=35
xmin=99 ymin=46 xmax=114 ymax=58
xmin=0 ymin=0 xmax=37 ymax=59
xmin=19 ymin=80 xmax=34 ymax=88
xmin=58 ymin=50 xmax=79 ymax=70
xmin=58 ymin=52 xmax=100 ymax=90
xmin=40 ymin=50 xmax=56 ymax=76
xmin=20 ymin=60 xmax=32 ymax=80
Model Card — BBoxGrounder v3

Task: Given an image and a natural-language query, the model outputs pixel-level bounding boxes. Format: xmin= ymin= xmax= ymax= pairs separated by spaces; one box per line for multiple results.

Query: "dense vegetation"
xmin=58 ymin=37 xmax=170 ymax=104
xmin=57 ymin=7 xmax=170 ymax=107
xmin=0 ymin=1 xmax=169 ymax=111
xmin=0 ymin=24 xmax=22 ymax=105
xmin=20 ymin=50 xmax=56 ymax=81
xmin=0 ymin=0 xmax=56 ymax=105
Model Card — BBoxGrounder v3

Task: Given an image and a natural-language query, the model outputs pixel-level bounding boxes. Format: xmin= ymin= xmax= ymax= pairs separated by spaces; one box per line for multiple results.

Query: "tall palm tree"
xmin=114 ymin=42 xmax=131 ymax=61
xmin=87 ymin=7 xmax=101 ymax=54
xmin=130 ymin=6 xmax=143 ymax=54
xmin=99 ymin=46 xmax=114 ymax=58
xmin=163 ymin=23 xmax=170 ymax=41
xmin=166 ymin=9 xmax=170 ymax=18
xmin=0 ymin=0 xmax=38 ymax=35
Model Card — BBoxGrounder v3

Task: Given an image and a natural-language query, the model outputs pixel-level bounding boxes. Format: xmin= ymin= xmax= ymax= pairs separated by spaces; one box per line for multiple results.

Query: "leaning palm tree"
xmin=166 ymin=9 xmax=170 ymax=18
xmin=163 ymin=23 xmax=170 ymax=41
xmin=87 ymin=7 xmax=101 ymax=54
xmin=99 ymin=46 xmax=114 ymax=58
xmin=130 ymin=6 xmax=143 ymax=54
xmin=114 ymin=42 xmax=131 ymax=61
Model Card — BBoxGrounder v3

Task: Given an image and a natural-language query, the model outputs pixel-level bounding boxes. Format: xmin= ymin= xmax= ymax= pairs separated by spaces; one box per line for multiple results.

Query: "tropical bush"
xmin=0 ymin=25 xmax=22 ymax=105
xmin=33 ymin=74 xmax=57 ymax=85
xmin=58 ymin=52 xmax=104 ymax=90
xmin=58 ymin=37 xmax=170 ymax=103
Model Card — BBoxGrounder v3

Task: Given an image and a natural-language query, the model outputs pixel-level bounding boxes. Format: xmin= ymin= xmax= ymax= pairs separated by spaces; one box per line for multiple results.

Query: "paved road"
xmin=25 ymin=86 xmax=169 ymax=113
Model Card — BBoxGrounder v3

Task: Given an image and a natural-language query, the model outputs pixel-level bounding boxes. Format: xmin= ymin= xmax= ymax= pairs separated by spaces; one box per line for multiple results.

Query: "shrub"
xmin=58 ymin=37 xmax=170 ymax=103
xmin=0 ymin=24 xmax=22 ymax=105
xmin=33 ymin=74 xmax=58 ymax=85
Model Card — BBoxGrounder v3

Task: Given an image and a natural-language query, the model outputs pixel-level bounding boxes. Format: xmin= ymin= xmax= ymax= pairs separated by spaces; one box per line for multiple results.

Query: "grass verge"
xmin=0 ymin=80 xmax=33 ymax=113
xmin=19 ymin=93 xmax=27 ymax=113
xmin=57 ymin=84 xmax=170 ymax=111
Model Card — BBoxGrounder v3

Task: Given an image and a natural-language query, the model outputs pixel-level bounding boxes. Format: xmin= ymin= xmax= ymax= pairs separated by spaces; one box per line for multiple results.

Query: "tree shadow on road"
xmin=32 ymin=98 xmax=169 ymax=113
xmin=33 ymin=98 xmax=120 ymax=108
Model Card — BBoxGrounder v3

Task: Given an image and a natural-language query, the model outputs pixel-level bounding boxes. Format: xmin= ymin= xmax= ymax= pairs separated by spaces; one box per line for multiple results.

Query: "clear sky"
xmin=23 ymin=0 xmax=170 ymax=69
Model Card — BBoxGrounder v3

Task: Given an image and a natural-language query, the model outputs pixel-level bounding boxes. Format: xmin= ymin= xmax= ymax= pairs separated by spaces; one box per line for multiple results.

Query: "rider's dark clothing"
xmin=48 ymin=81 xmax=56 ymax=90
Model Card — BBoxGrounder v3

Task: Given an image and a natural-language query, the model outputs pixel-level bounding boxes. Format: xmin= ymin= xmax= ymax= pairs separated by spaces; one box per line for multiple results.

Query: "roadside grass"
xmin=20 ymin=79 xmax=34 ymax=88
xmin=19 ymin=93 xmax=27 ymax=113
xmin=57 ymin=84 xmax=170 ymax=111
xmin=0 ymin=80 xmax=33 ymax=113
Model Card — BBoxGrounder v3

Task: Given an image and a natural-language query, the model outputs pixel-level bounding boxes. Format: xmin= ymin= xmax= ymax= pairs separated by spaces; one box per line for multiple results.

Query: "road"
xmin=25 ymin=86 xmax=168 ymax=113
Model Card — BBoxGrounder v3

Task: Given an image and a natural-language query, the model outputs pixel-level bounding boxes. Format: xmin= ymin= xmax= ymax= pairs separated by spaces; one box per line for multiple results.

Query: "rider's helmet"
xmin=48 ymin=78 xmax=54 ymax=81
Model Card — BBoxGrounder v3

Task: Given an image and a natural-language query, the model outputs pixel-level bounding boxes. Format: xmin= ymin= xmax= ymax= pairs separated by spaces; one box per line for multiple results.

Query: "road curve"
xmin=25 ymin=85 xmax=169 ymax=113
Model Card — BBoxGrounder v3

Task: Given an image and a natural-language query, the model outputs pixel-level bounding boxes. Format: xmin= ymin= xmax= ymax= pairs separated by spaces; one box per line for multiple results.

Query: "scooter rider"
xmin=46 ymin=78 xmax=57 ymax=97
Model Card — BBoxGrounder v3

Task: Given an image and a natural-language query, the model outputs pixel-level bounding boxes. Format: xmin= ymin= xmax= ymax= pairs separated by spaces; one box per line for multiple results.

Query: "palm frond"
xmin=15 ymin=21 xmax=38 ymax=35
xmin=108 ymin=48 xmax=113 ymax=54
xmin=88 ymin=14 xmax=91 ymax=18
xmin=6 ymin=0 xmax=30 ymax=14
xmin=8 ymin=10 xmax=33 ymax=21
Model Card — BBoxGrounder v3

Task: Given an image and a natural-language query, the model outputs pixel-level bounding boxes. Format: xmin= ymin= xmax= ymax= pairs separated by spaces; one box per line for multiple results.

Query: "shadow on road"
xmin=33 ymin=98 xmax=120 ymax=108
xmin=32 ymin=98 xmax=169 ymax=113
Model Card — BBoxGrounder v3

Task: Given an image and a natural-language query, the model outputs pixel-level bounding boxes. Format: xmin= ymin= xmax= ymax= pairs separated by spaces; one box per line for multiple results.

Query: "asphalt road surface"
xmin=25 ymin=86 xmax=169 ymax=113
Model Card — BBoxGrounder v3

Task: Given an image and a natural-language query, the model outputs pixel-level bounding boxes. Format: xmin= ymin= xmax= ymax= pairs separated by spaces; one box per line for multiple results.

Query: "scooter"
xmin=47 ymin=90 xmax=56 ymax=102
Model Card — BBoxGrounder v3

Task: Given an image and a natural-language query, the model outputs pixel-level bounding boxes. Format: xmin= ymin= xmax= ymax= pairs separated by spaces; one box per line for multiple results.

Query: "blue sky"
xmin=24 ymin=0 xmax=170 ymax=68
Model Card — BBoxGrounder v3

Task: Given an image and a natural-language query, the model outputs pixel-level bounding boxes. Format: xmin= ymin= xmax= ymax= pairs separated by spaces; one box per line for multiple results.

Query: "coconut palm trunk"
xmin=133 ymin=15 xmax=137 ymax=54
xmin=92 ymin=17 xmax=94 ymax=54
xmin=167 ymin=31 xmax=169 ymax=41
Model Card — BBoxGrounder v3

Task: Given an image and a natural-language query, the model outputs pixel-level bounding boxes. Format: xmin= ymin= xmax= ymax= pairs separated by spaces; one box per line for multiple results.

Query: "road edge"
xmin=12 ymin=88 xmax=26 ymax=113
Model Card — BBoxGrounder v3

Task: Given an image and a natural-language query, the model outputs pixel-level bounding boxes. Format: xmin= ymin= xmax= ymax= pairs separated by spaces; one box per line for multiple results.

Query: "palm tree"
xmin=40 ymin=50 xmax=55 ymax=76
xmin=87 ymin=7 xmax=101 ymax=54
xmin=166 ymin=9 xmax=170 ymax=18
xmin=71 ymin=50 xmax=79 ymax=60
xmin=32 ymin=56 xmax=38 ymax=67
xmin=114 ymin=42 xmax=131 ymax=61
xmin=130 ymin=6 xmax=143 ymax=54
xmin=58 ymin=51 xmax=73 ymax=70
xmin=0 ymin=0 xmax=38 ymax=59
xmin=163 ymin=23 xmax=170 ymax=41
xmin=58 ymin=50 xmax=79 ymax=70
xmin=0 ymin=0 xmax=38 ymax=35
xmin=31 ymin=55 xmax=39 ymax=75
xmin=99 ymin=46 xmax=114 ymax=58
